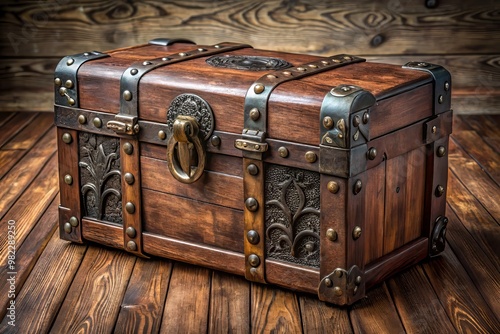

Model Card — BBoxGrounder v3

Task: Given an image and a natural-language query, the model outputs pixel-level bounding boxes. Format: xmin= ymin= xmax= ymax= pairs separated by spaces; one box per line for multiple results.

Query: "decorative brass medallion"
xmin=206 ymin=55 xmax=292 ymax=71
xmin=265 ymin=165 xmax=320 ymax=268
xmin=166 ymin=94 xmax=214 ymax=140
xmin=79 ymin=133 xmax=122 ymax=224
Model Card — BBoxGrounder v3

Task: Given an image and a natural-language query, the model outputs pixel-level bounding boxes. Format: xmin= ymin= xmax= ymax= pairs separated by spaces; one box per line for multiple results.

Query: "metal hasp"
xmin=54 ymin=51 xmax=110 ymax=107
xmin=402 ymin=62 xmax=452 ymax=115
xmin=318 ymin=265 xmax=364 ymax=305
xmin=319 ymin=84 xmax=376 ymax=178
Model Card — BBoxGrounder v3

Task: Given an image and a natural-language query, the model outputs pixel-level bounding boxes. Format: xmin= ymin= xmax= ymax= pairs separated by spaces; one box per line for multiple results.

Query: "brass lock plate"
xmin=166 ymin=94 xmax=214 ymax=140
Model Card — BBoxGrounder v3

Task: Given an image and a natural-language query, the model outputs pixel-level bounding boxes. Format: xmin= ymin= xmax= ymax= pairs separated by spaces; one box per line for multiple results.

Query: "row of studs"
xmin=61 ymin=132 xmax=80 ymax=234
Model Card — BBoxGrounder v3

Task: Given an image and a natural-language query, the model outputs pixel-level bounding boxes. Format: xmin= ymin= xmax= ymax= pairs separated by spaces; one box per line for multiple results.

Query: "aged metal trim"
xmin=430 ymin=216 xmax=448 ymax=256
xmin=402 ymin=62 xmax=452 ymax=115
xmin=318 ymin=265 xmax=364 ymax=305
xmin=148 ymin=38 xmax=195 ymax=46
xmin=54 ymin=51 xmax=110 ymax=107
xmin=206 ymin=55 xmax=292 ymax=71
xmin=110 ymin=42 xmax=251 ymax=135
xmin=242 ymin=55 xmax=365 ymax=155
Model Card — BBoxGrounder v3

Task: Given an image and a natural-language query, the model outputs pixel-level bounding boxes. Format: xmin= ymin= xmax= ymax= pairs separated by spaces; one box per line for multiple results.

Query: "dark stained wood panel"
xmin=364 ymin=161 xmax=386 ymax=265
xmin=299 ymin=295 xmax=353 ymax=333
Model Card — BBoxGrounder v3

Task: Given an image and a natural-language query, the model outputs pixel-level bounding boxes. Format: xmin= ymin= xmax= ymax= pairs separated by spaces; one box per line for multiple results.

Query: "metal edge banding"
xmin=402 ymin=62 xmax=452 ymax=115
xmin=121 ymin=138 xmax=149 ymax=258
xmin=54 ymin=51 xmax=110 ymax=108
xmin=241 ymin=54 xmax=365 ymax=285
xmin=111 ymin=43 xmax=252 ymax=135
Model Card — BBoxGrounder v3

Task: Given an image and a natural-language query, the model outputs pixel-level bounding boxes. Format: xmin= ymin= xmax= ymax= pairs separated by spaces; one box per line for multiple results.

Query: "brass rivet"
xmin=64 ymin=80 xmax=73 ymax=89
xmin=62 ymin=133 xmax=72 ymax=144
xmin=324 ymin=278 xmax=333 ymax=287
xmin=123 ymin=90 xmax=132 ymax=101
xmin=248 ymin=254 xmax=260 ymax=267
xmin=126 ymin=226 xmax=137 ymax=238
xmin=438 ymin=95 xmax=443 ymax=104
xmin=353 ymin=115 xmax=361 ymax=127
xmin=83 ymin=52 xmax=90 ymax=56
xmin=133 ymin=124 xmax=140 ymax=134
xmin=341 ymin=86 xmax=351 ymax=92
xmin=267 ymin=74 xmax=277 ymax=79
xmin=283 ymin=71 xmax=292 ymax=76
xmin=78 ymin=114 xmax=87 ymax=124
xmin=432 ymin=125 xmax=437 ymax=134
xmin=353 ymin=180 xmax=362 ymax=194
xmin=245 ymin=198 xmax=258 ymax=212
xmin=417 ymin=62 xmax=429 ymax=67
xmin=247 ymin=230 xmax=260 ymax=245
xmin=352 ymin=226 xmax=362 ymax=240
xmin=130 ymin=68 xmax=138 ymax=75
xmin=335 ymin=270 xmax=343 ymax=278
xmin=125 ymin=202 xmax=135 ymax=214
xmin=323 ymin=116 xmax=334 ymax=129
xmin=54 ymin=78 xmax=62 ymax=86
xmin=355 ymin=276 xmax=362 ymax=285
xmin=58 ymin=87 xmax=67 ymax=96
xmin=305 ymin=151 xmax=317 ymax=163
xmin=297 ymin=67 xmax=306 ymax=71
xmin=254 ymin=84 xmax=265 ymax=94
xmin=179 ymin=52 xmax=188 ymax=57
xmin=127 ymin=240 xmax=137 ymax=251
xmin=210 ymin=135 xmax=221 ymax=147
xmin=444 ymin=81 xmax=450 ymax=91
xmin=143 ymin=61 xmax=152 ymax=66
xmin=214 ymin=45 xmax=221 ymax=48
xmin=64 ymin=174 xmax=73 ymax=185
xmin=66 ymin=58 xmax=74 ymax=66
xmin=69 ymin=216 xmax=79 ymax=227
xmin=332 ymin=59 xmax=341 ymax=63
xmin=158 ymin=130 xmax=166 ymax=140
xmin=247 ymin=164 xmax=259 ymax=176
xmin=321 ymin=61 xmax=329 ymax=65
xmin=363 ymin=112 xmax=370 ymax=124
xmin=249 ymin=108 xmax=260 ymax=121
xmin=93 ymin=117 xmax=102 ymax=128
xmin=162 ymin=57 xmax=170 ymax=61
xmin=68 ymin=98 xmax=75 ymax=106
xmin=278 ymin=146 xmax=289 ymax=158
xmin=63 ymin=222 xmax=72 ymax=233
xmin=435 ymin=185 xmax=445 ymax=197
xmin=333 ymin=286 xmax=343 ymax=296
xmin=308 ymin=64 xmax=318 ymax=68
xmin=197 ymin=48 xmax=206 ymax=52
xmin=367 ymin=147 xmax=377 ymax=160
xmin=326 ymin=228 xmax=338 ymax=241
xmin=437 ymin=146 xmax=446 ymax=157
xmin=327 ymin=181 xmax=339 ymax=194
xmin=124 ymin=173 xmax=135 ymax=185
xmin=123 ymin=142 xmax=133 ymax=155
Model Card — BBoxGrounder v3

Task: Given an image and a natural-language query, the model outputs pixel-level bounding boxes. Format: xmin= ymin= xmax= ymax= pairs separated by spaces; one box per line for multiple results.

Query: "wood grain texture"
xmin=0 ymin=112 xmax=16 ymax=126
xmin=0 ymin=112 xmax=38 ymax=148
xmin=0 ymin=197 xmax=58 ymax=320
xmin=349 ymin=284 xmax=405 ymax=334
xmin=0 ymin=155 xmax=58 ymax=265
xmin=251 ymin=284 xmax=302 ymax=334
xmin=50 ymin=247 xmax=136 ymax=333
xmin=1 ymin=0 xmax=498 ymax=56
xmin=299 ymin=295 xmax=353 ymax=333
xmin=160 ymin=263 xmax=211 ymax=333
xmin=423 ymin=246 xmax=500 ymax=333
xmin=1 ymin=112 xmax=53 ymax=150
xmin=363 ymin=161 xmax=385 ymax=265
xmin=448 ymin=138 xmax=500 ymax=220
xmin=445 ymin=205 xmax=500 ymax=319
xmin=114 ymin=258 xmax=172 ymax=334
xmin=387 ymin=266 xmax=457 ymax=333
xmin=0 ymin=231 xmax=87 ymax=333
xmin=209 ymin=271 xmax=250 ymax=334
xmin=0 ymin=127 xmax=56 ymax=218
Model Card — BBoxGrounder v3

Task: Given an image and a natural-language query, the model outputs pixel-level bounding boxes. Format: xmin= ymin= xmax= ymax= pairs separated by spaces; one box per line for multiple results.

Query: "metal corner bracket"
xmin=318 ymin=265 xmax=365 ymax=305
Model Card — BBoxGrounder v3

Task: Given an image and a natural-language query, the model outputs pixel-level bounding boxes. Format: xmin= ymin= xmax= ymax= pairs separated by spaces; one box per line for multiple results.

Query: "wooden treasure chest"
xmin=54 ymin=38 xmax=452 ymax=305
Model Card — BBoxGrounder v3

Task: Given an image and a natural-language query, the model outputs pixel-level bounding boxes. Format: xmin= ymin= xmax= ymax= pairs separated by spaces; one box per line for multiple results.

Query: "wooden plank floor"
xmin=0 ymin=112 xmax=498 ymax=333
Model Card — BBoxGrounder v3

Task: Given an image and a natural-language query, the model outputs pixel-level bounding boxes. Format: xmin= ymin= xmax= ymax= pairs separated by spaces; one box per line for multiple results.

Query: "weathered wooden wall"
xmin=0 ymin=0 xmax=498 ymax=114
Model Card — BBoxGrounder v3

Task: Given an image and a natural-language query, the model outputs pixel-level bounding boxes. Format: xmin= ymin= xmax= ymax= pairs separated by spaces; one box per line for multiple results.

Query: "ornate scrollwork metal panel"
xmin=166 ymin=94 xmax=214 ymax=140
xmin=206 ymin=55 xmax=292 ymax=71
xmin=79 ymin=133 xmax=122 ymax=224
xmin=265 ymin=165 xmax=320 ymax=268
